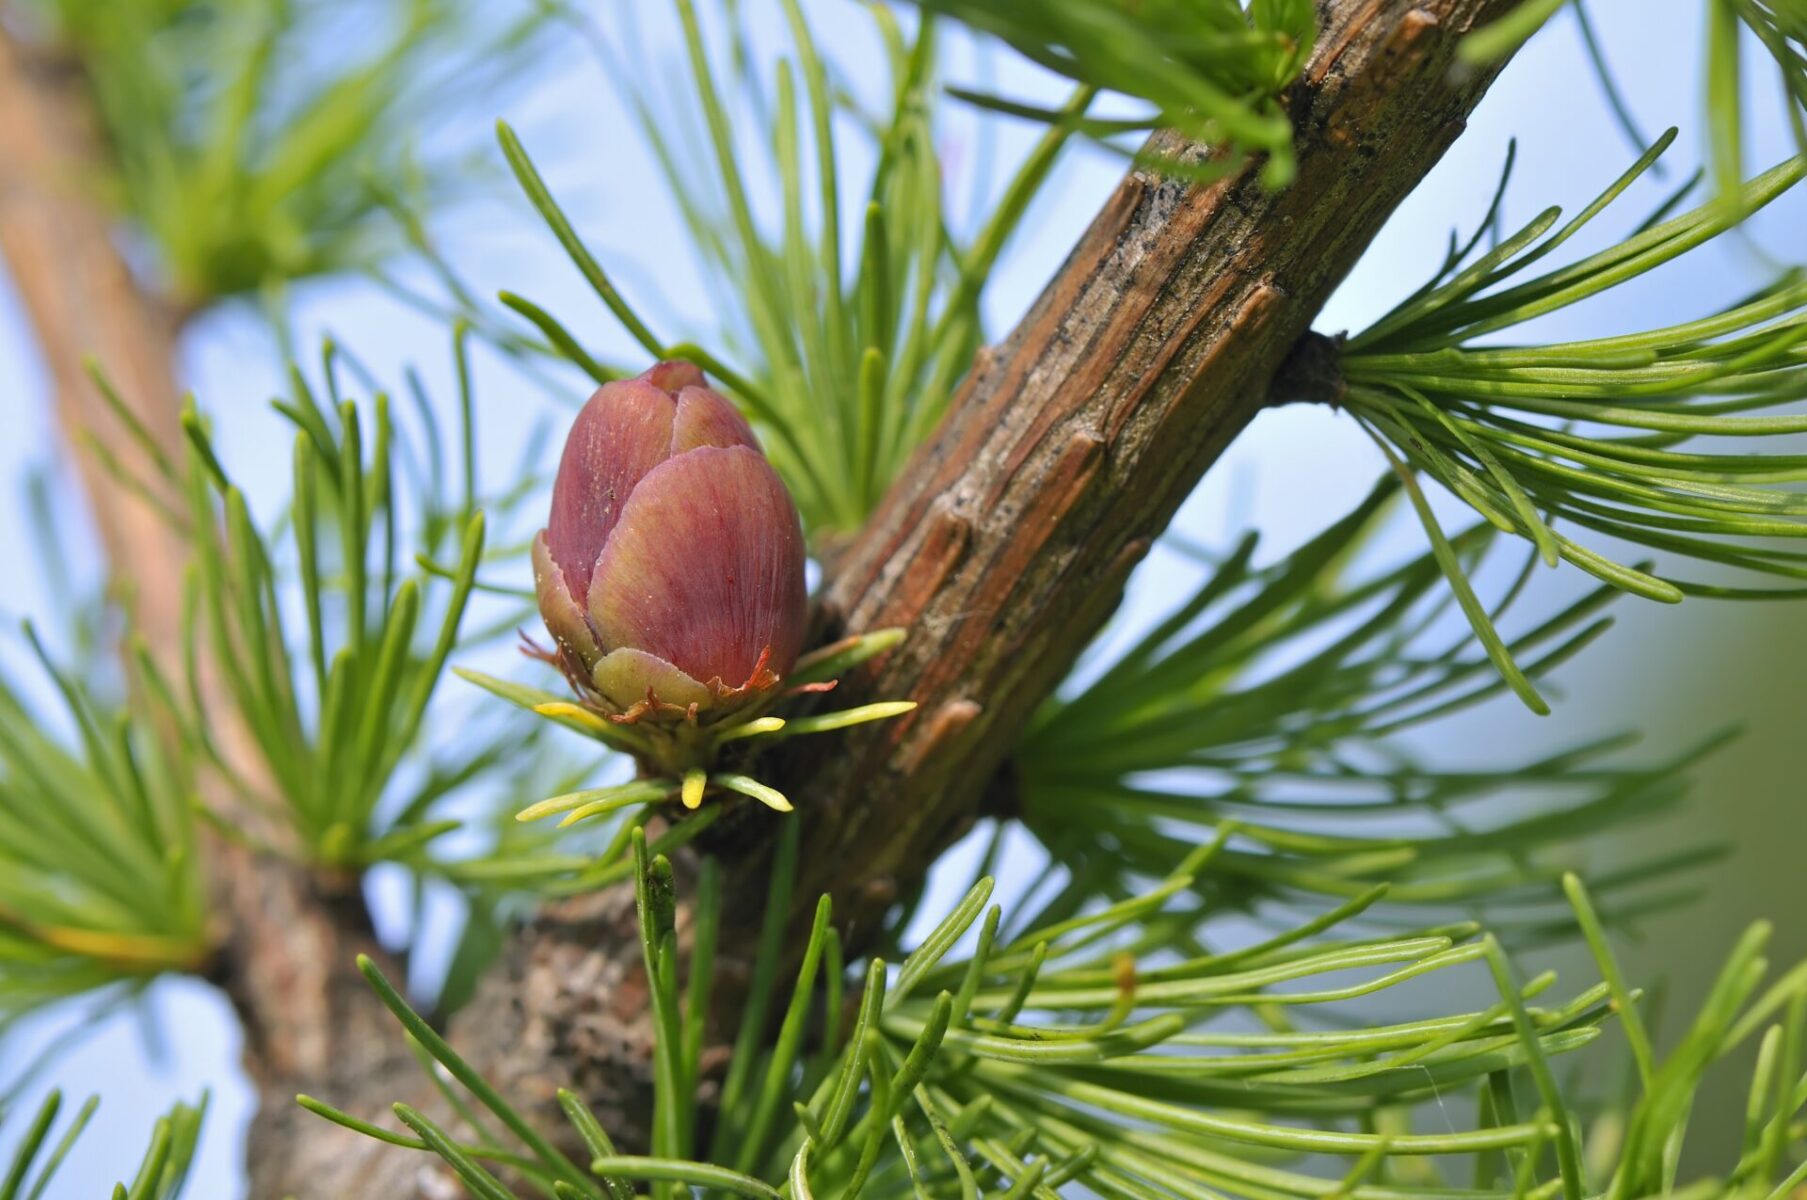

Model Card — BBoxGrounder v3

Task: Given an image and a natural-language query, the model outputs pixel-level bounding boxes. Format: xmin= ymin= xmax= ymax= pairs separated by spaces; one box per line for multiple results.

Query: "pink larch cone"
xmin=533 ymin=362 xmax=806 ymax=718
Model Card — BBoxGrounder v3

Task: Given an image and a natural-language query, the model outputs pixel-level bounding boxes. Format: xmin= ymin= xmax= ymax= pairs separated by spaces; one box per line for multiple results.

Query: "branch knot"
xmin=1269 ymin=330 xmax=1348 ymax=408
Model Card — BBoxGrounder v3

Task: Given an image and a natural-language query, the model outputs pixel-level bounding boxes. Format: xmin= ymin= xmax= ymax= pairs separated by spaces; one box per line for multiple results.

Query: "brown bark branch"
xmin=758 ymin=0 xmax=1523 ymax=949
xmin=5 ymin=1 xmax=1522 ymax=1195
xmin=331 ymin=2 xmax=1520 ymax=1194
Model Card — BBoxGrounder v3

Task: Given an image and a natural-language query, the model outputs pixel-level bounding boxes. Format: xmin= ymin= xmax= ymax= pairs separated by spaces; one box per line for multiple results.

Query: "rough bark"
xmin=764 ymin=0 xmax=1519 ymax=940
xmin=3 ymin=1 xmax=1524 ymax=1195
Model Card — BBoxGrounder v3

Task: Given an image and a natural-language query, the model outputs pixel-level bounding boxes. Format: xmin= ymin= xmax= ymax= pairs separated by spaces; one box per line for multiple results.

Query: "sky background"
xmin=2 ymin=1 xmax=1804 ymax=1194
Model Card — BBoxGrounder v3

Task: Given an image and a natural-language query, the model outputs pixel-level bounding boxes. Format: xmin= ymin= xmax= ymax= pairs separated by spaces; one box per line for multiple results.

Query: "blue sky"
xmin=2 ymin=2 xmax=1803 ymax=1193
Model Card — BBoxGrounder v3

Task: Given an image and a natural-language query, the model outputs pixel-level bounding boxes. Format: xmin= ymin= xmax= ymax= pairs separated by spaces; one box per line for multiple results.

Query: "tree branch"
xmin=0 ymin=27 xmax=186 ymax=630
xmin=755 ymin=0 xmax=1521 ymax=951
xmin=7 ymin=2 xmax=1525 ymax=1194
xmin=390 ymin=0 xmax=1524 ymax=1190
xmin=0 ymin=24 xmax=416 ymax=1196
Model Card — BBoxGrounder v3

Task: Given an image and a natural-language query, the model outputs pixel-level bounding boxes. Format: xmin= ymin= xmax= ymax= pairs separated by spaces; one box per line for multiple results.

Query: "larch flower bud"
xmin=533 ymin=361 xmax=808 ymax=723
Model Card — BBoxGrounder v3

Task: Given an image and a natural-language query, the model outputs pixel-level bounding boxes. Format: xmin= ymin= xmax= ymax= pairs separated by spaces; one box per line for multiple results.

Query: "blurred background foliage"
xmin=8 ymin=0 xmax=553 ymax=315
xmin=0 ymin=0 xmax=1805 ymax=1194
xmin=897 ymin=0 xmax=1314 ymax=185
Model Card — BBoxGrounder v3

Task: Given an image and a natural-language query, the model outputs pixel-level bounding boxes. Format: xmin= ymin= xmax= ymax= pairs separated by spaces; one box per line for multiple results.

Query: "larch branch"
xmin=6 ymin=3 xmax=1526 ymax=1194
